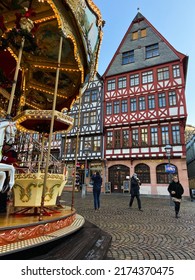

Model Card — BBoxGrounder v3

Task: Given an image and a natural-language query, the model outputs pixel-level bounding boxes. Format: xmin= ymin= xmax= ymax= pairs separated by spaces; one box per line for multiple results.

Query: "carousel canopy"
xmin=0 ymin=0 xmax=103 ymax=114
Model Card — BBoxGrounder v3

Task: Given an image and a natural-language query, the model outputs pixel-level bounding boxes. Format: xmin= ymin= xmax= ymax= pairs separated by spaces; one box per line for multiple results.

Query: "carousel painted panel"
xmin=13 ymin=173 xmax=65 ymax=207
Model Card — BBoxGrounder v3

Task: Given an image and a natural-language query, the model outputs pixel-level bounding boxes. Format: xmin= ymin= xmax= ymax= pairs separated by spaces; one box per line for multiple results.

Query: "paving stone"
xmin=62 ymin=192 xmax=195 ymax=260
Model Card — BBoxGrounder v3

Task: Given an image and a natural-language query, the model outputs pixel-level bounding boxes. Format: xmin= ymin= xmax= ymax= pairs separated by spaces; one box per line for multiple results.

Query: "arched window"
xmin=156 ymin=164 xmax=178 ymax=184
xmin=135 ymin=163 xmax=150 ymax=183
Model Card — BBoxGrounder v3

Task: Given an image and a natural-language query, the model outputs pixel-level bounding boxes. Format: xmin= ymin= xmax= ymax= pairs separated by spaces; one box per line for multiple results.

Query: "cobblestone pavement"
xmin=62 ymin=192 xmax=195 ymax=260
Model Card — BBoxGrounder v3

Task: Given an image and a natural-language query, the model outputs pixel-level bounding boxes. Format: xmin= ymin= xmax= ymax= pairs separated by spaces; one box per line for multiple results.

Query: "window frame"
xmin=142 ymin=71 xmax=153 ymax=84
xmin=122 ymin=50 xmax=134 ymax=65
xmin=118 ymin=76 xmax=127 ymax=89
xmin=107 ymin=79 xmax=116 ymax=91
xmin=145 ymin=43 xmax=159 ymax=59
xmin=157 ymin=67 xmax=169 ymax=81
xmin=130 ymin=74 xmax=139 ymax=86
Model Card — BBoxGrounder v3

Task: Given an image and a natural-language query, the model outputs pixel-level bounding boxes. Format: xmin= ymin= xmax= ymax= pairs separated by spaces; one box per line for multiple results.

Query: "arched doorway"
xmin=109 ymin=165 xmax=130 ymax=193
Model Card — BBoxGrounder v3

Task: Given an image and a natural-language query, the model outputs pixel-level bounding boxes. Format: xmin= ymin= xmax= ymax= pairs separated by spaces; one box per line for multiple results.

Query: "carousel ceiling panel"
xmin=0 ymin=0 xmax=103 ymax=113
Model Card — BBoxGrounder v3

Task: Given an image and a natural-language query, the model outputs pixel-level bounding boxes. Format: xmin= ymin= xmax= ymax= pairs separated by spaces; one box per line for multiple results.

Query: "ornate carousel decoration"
xmin=0 ymin=0 xmax=103 ymax=255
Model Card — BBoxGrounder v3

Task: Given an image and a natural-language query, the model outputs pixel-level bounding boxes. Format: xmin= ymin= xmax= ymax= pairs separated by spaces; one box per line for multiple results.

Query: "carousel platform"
xmin=0 ymin=204 xmax=85 ymax=259
xmin=0 ymin=204 xmax=112 ymax=260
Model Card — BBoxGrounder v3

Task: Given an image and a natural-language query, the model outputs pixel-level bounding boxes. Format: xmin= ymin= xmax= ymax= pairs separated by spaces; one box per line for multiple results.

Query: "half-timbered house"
xmin=61 ymin=73 xmax=104 ymax=190
xmin=103 ymin=12 xmax=189 ymax=196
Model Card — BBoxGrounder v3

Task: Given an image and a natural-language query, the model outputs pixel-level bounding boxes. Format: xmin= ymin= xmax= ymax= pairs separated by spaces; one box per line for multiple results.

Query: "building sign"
xmin=165 ymin=164 xmax=176 ymax=173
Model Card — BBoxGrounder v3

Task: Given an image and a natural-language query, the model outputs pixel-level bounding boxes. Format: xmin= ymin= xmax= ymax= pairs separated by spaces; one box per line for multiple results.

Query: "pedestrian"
xmin=167 ymin=175 xmax=184 ymax=218
xmin=91 ymin=171 xmax=102 ymax=211
xmin=129 ymin=173 xmax=143 ymax=211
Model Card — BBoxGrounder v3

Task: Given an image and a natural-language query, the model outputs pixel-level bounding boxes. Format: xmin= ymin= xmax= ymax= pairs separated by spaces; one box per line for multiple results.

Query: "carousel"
xmin=0 ymin=0 xmax=103 ymax=258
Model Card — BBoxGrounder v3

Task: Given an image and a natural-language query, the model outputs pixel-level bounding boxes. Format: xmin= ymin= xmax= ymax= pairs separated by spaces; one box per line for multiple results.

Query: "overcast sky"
xmin=93 ymin=0 xmax=195 ymax=126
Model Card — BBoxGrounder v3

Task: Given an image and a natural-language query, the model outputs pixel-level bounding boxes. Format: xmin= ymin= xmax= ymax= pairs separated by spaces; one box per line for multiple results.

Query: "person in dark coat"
xmin=168 ymin=175 xmax=184 ymax=218
xmin=91 ymin=171 xmax=102 ymax=211
xmin=129 ymin=173 xmax=143 ymax=211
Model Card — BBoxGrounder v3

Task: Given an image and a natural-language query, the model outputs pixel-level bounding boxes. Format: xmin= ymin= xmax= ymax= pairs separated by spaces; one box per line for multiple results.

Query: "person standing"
xmin=91 ymin=171 xmax=102 ymax=211
xmin=168 ymin=175 xmax=184 ymax=218
xmin=129 ymin=173 xmax=143 ymax=211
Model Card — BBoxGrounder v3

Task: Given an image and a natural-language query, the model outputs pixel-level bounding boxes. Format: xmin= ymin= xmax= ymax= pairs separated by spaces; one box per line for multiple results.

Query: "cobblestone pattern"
xmin=62 ymin=192 xmax=195 ymax=260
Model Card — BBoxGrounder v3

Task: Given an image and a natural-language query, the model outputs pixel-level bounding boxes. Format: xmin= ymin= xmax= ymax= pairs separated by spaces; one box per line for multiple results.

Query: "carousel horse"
xmin=0 ymin=118 xmax=17 ymax=193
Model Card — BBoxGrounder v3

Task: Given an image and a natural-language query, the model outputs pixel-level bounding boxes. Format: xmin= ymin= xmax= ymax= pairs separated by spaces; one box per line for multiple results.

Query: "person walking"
xmin=168 ymin=175 xmax=184 ymax=218
xmin=91 ymin=171 xmax=102 ymax=211
xmin=129 ymin=173 xmax=143 ymax=211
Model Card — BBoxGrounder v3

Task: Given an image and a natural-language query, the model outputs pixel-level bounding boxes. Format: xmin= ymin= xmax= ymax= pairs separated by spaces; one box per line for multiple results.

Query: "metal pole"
xmin=71 ymin=88 xmax=82 ymax=211
xmin=38 ymin=133 xmax=45 ymax=173
xmin=7 ymin=37 xmax=25 ymax=115
xmin=39 ymin=36 xmax=63 ymax=221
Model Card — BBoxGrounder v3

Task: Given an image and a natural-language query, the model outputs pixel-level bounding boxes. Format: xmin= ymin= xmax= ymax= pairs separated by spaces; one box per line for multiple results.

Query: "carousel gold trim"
xmin=14 ymin=109 xmax=74 ymax=133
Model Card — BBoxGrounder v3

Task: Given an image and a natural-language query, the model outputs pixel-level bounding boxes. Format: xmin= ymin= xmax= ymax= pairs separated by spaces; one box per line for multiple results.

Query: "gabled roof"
xmin=103 ymin=12 xmax=188 ymax=80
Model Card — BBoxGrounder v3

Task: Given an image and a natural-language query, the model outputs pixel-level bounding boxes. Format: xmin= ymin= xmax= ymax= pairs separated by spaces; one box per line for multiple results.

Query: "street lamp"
xmin=83 ymin=147 xmax=91 ymax=196
xmin=164 ymin=144 xmax=173 ymax=206
xmin=164 ymin=144 xmax=172 ymax=170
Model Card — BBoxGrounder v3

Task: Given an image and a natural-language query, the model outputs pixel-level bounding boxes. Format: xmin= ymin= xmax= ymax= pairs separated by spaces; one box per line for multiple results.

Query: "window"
xmin=90 ymin=111 xmax=96 ymax=123
xmin=132 ymin=128 xmax=139 ymax=147
xmin=156 ymin=164 xmax=169 ymax=184
xmin=84 ymin=138 xmax=91 ymax=151
xmin=122 ymin=130 xmax=129 ymax=147
xmin=55 ymin=133 xmax=61 ymax=140
xmin=173 ymin=65 xmax=180 ymax=78
xmin=169 ymin=91 xmax=177 ymax=106
xmin=65 ymin=138 xmax=71 ymax=153
xmin=122 ymin=50 xmax=134 ymax=64
xmin=33 ymin=133 xmax=38 ymax=140
xmin=148 ymin=95 xmax=155 ymax=109
xmin=121 ymin=99 xmax=128 ymax=113
xmin=141 ymin=128 xmax=148 ymax=146
xmin=139 ymin=96 xmax=146 ymax=111
xmin=83 ymin=112 xmax=89 ymax=125
xmin=161 ymin=126 xmax=169 ymax=145
xmin=84 ymin=92 xmax=90 ymax=102
xmin=141 ymin=28 xmax=147 ymax=38
xmin=172 ymin=125 xmax=181 ymax=144
xmin=106 ymin=102 xmax=112 ymax=115
xmin=106 ymin=131 xmax=113 ymax=148
xmin=142 ymin=71 xmax=153 ymax=84
xmin=91 ymin=90 xmax=98 ymax=101
xmin=130 ymin=74 xmax=139 ymax=86
xmin=132 ymin=31 xmax=138 ymax=40
xmin=157 ymin=67 xmax=169 ymax=81
xmin=118 ymin=76 xmax=127 ymax=88
xmin=156 ymin=164 xmax=178 ymax=184
xmin=145 ymin=43 xmax=159 ymax=59
xmin=74 ymin=115 xmax=78 ymax=127
xmin=114 ymin=130 xmax=120 ymax=148
xmin=114 ymin=101 xmax=120 ymax=114
xmin=130 ymin=98 xmax=137 ymax=112
xmin=135 ymin=163 xmax=150 ymax=183
xmin=158 ymin=93 xmax=166 ymax=108
xmin=94 ymin=136 xmax=101 ymax=152
xmin=71 ymin=138 xmax=76 ymax=153
xmin=107 ymin=79 xmax=115 ymax=91
xmin=151 ymin=127 xmax=158 ymax=145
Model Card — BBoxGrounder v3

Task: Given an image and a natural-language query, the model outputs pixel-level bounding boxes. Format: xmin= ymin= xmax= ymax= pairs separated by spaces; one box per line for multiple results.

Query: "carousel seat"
xmin=12 ymin=173 xmax=65 ymax=214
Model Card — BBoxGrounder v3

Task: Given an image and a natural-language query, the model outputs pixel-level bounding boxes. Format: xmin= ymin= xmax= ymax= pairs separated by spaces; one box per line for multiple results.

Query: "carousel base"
xmin=0 ymin=204 xmax=85 ymax=259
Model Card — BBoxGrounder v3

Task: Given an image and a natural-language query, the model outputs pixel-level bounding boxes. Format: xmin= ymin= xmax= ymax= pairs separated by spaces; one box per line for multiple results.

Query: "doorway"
xmin=109 ymin=165 xmax=130 ymax=193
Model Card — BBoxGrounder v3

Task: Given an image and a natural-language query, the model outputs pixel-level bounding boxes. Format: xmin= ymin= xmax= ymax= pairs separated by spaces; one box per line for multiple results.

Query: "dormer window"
xmin=145 ymin=43 xmax=159 ymax=59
